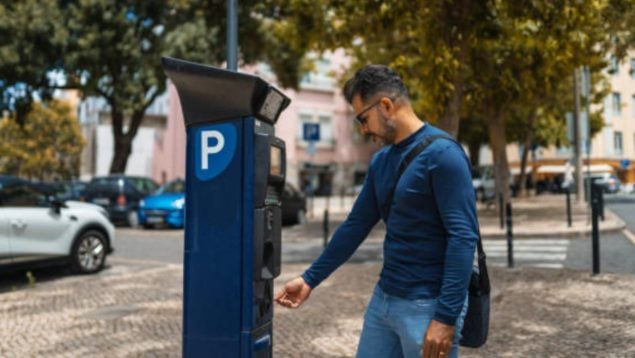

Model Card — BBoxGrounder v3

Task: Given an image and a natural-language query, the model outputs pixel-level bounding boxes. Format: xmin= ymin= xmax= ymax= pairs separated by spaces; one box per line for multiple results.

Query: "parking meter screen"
xmin=259 ymin=88 xmax=285 ymax=121
xmin=270 ymin=146 xmax=282 ymax=176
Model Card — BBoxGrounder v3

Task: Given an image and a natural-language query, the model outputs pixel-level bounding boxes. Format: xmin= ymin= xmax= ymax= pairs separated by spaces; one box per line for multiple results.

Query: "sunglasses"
xmin=354 ymin=99 xmax=383 ymax=125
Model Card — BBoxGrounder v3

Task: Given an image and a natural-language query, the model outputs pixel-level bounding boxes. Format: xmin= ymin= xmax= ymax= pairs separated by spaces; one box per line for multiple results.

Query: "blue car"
xmin=138 ymin=179 xmax=185 ymax=229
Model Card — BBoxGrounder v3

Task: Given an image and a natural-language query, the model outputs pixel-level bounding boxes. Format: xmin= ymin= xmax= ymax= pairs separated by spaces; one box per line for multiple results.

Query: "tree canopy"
xmin=0 ymin=0 xmax=308 ymax=173
xmin=0 ymin=100 xmax=84 ymax=180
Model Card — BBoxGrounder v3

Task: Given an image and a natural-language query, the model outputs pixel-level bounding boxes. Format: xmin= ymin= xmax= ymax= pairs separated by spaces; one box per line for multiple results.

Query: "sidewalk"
xmin=0 ymin=194 xmax=633 ymax=357
xmin=1 ymin=261 xmax=634 ymax=357
xmin=291 ymin=194 xmax=627 ymax=242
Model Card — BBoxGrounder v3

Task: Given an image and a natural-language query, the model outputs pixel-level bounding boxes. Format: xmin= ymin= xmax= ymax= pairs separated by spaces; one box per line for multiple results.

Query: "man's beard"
xmin=372 ymin=112 xmax=396 ymax=145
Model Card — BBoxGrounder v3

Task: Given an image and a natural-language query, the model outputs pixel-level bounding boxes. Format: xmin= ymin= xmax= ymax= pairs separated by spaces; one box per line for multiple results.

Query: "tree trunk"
xmin=437 ymin=75 xmax=464 ymax=138
xmin=110 ymin=132 xmax=133 ymax=174
xmin=108 ymin=107 xmax=147 ymax=174
xmin=517 ymin=111 xmax=537 ymax=198
xmin=487 ymin=113 xmax=511 ymax=209
xmin=467 ymin=139 xmax=481 ymax=168
xmin=518 ymin=131 xmax=532 ymax=198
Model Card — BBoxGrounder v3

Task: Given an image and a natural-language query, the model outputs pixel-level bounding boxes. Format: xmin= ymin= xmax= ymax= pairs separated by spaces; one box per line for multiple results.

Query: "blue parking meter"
xmin=162 ymin=57 xmax=290 ymax=358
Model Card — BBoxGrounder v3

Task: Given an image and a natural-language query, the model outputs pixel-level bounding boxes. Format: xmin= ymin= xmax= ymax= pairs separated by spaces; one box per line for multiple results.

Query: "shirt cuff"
xmin=432 ymin=311 xmax=458 ymax=326
xmin=301 ymin=272 xmax=319 ymax=289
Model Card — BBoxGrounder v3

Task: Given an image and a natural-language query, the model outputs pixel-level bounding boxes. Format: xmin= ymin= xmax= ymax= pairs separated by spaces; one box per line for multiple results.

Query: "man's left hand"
xmin=421 ymin=320 xmax=455 ymax=358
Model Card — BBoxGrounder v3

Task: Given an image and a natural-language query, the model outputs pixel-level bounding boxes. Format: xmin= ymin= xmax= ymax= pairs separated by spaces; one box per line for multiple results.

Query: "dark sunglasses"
xmin=354 ymin=99 xmax=383 ymax=125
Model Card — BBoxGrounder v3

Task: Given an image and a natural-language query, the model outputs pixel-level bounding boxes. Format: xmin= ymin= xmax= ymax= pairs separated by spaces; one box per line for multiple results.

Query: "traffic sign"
xmin=303 ymin=123 xmax=320 ymax=141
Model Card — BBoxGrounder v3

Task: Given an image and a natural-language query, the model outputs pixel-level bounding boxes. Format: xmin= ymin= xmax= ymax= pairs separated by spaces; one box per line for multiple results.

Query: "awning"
xmin=536 ymin=164 xmax=614 ymax=174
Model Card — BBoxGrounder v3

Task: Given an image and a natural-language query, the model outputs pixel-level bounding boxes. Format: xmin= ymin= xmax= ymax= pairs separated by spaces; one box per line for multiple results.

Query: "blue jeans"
xmin=356 ymin=285 xmax=468 ymax=358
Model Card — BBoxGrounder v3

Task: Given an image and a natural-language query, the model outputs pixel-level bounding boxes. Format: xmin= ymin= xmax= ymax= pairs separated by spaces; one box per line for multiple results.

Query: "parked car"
xmin=138 ymin=178 xmax=186 ymax=229
xmin=44 ymin=180 xmax=88 ymax=201
xmin=0 ymin=178 xmax=114 ymax=274
xmin=282 ymin=183 xmax=307 ymax=226
xmin=562 ymin=172 xmax=622 ymax=194
xmin=83 ymin=175 xmax=159 ymax=227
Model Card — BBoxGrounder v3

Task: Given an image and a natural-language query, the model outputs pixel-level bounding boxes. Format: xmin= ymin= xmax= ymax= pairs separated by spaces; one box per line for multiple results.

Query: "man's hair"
xmin=343 ymin=65 xmax=409 ymax=104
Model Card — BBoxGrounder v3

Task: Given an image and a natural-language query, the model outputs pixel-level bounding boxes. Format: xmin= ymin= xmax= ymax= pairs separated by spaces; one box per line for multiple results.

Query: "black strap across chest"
xmin=381 ymin=132 xmax=487 ymax=277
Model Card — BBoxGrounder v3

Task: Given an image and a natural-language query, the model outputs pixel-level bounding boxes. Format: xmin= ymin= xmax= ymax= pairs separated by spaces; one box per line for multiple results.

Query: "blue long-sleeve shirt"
xmin=302 ymin=124 xmax=479 ymax=326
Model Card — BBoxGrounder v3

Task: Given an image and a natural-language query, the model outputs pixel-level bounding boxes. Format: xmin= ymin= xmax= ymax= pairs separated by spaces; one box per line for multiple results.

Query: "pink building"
xmin=153 ymin=51 xmax=379 ymax=194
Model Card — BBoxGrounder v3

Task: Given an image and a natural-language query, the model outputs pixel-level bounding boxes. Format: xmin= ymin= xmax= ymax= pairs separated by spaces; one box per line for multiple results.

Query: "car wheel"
xmin=295 ymin=209 xmax=306 ymax=225
xmin=71 ymin=230 xmax=107 ymax=274
xmin=127 ymin=210 xmax=139 ymax=228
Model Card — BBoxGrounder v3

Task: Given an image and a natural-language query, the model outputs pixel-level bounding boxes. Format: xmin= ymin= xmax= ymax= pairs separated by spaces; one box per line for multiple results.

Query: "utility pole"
xmin=227 ymin=0 xmax=238 ymax=71
xmin=573 ymin=68 xmax=584 ymax=203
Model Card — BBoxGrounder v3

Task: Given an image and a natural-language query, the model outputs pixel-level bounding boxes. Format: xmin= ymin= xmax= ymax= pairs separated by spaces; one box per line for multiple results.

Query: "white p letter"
xmin=201 ymin=130 xmax=225 ymax=170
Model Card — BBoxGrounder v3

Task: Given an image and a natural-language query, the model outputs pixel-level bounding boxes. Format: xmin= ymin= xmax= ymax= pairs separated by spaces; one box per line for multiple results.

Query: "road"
xmin=111 ymin=192 xmax=635 ymax=275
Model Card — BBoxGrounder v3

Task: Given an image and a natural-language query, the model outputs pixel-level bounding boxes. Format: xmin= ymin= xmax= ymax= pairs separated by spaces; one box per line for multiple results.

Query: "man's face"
xmin=351 ymin=94 xmax=397 ymax=145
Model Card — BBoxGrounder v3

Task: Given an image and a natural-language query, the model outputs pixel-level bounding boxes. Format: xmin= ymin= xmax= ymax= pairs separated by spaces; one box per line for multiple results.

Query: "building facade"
xmin=157 ymin=50 xmax=379 ymax=194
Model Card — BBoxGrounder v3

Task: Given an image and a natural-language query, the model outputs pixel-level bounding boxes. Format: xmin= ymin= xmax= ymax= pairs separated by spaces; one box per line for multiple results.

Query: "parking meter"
xmin=162 ymin=57 xmax=290 ymax=358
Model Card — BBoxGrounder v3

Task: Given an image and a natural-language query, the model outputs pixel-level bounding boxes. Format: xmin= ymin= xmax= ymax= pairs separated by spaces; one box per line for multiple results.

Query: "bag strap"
xmin=383 ymin=133 xmax=451 ymax=221
xmin=382 ymin=132 xmax=490 ymax=293
xmin=476 ymin=230 xmax=490 ymax=293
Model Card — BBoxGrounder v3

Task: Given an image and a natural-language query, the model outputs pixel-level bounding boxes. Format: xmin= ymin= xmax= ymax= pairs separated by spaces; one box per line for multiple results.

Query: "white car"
xmin=0 ymin=176 xmax=115 ymax=274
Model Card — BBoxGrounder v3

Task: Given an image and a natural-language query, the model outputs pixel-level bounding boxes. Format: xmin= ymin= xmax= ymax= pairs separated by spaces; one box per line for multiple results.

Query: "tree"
xmin=1 ymin=0 xmax=307 ymax=174
xmin=0 ymin=0 xmax=67 ymax=124
xmin=275 ymin=0 xmax=623 ymax=203
xmin=0 ymin=100 xmax=84 ymax=180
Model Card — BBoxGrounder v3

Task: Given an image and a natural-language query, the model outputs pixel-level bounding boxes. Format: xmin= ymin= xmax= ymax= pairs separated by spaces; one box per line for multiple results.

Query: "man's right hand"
xmin=274 ymin=276 xmax=312 ymax=309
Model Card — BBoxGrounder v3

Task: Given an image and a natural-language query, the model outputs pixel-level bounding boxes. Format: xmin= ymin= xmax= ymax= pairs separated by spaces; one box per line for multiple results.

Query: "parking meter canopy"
xmin=162 ymin=57 xmax=290 ymax=126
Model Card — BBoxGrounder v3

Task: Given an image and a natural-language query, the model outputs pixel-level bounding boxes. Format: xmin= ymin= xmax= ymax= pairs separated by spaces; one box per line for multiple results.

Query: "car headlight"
xmin=139 ymin=199 xmax=145 ymax=208
xmin=174 ymin=198 xmax=185 ymax=209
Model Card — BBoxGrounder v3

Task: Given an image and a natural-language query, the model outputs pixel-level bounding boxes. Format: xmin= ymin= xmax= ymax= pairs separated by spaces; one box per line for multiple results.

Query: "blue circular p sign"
xmin=195 ymin=123 xmax=237 ymax=181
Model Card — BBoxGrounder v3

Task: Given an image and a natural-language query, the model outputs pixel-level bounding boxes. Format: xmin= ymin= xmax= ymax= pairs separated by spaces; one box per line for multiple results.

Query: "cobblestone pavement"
xmin=1 ymin=259 xmax=634 ymax=357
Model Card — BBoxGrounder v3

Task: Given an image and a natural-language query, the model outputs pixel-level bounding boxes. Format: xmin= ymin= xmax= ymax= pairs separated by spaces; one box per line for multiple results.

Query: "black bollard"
xmin=566 ymin=188 xmax=572 ymax=228
xmin=506 ymin=201 xmax=514 ymax=268
xmin=323 ymin=209 xmax=329 ymax=249
xmin=591 ymin=184 xmax=600 ymax=275
xmin=598 ymin=186 xmax=605 ymax=221
xmin=499 ymin=193 xmax=504 ymax=230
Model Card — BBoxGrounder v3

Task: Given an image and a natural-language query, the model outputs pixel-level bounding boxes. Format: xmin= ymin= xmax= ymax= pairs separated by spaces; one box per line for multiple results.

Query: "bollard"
xmin=598 ymin=186 xmax=605 ymax=221
xmin=591 ymin=184 xmax=600 ymax=275
xmin=506 ymin=201 xmax=514 ymax=268
xmin=499 ymin=193 xmax=504 ymax=230
xmin=566 ymin=188 xmax=572 ymax=228
xmin=323 ymin=209 xmax=329 ymax=249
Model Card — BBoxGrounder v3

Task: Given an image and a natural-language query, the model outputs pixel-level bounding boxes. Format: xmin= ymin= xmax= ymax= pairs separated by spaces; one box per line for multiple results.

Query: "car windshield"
xmin=156 ymin=180 xmax=185 ymax=194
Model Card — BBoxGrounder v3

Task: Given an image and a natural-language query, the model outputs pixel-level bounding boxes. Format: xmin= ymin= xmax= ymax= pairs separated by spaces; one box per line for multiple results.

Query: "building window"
xmin=610 ymin=55 xmax=619 ymax=75
xmin=631 ymin=58 xmax=635 ymax=79
xmin=632 ymin=95 xmax=635 ymax=118
xmin=300 ymin=57 xmax=335 ymax=91
xmin=614 ymin=131 xmax=623 ymax=155
xmin=612 ymin=92 xmax=621 ymax=116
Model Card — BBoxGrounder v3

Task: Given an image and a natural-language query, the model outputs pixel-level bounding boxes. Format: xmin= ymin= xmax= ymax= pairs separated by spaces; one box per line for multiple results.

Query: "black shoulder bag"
xmin=384 ymin=133 xmax=490 ymax=348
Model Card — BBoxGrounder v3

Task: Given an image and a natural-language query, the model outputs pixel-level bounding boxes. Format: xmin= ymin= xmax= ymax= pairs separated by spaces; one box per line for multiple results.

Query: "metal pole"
xmin=566 ymin=188 xmax=572 ymax=227
xmin=499 ymin=193 xmax=504 ymax=229
xmin=573 ymin=68 xmax=584 ymax=203
xmin=323 ymin=209 xmax=329 ymax=249
xmin=506 ymin=201 xmax=514 ymax=268
xmin=226 ymin=0 xmax=238 ymax=71
xmin=591 ymin=184 xmax=600 ymax=275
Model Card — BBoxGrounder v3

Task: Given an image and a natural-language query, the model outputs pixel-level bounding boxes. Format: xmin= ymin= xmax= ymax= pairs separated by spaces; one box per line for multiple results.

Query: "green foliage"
xmin=0 ymin=100 xmax=85 ymax=180
xmin=1 ymin=0 xmax=308 ymax=173
xmin=0 ymin=0 xmax=67 ymax=123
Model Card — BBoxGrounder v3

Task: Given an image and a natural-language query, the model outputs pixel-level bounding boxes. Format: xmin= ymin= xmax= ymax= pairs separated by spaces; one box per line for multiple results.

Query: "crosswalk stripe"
xmin=480 ymin=239 xmax=570 ymax=268
xmin=484 ymin=247 xmax=567 ymax=253
xmin=486 ymin=252 xmax=566 ymax=260
xmin=482 ymin=239 xmax=570 ymax=245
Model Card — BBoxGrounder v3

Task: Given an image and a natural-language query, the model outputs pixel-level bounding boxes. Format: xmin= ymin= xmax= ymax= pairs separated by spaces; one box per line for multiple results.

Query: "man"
xmin=275 ymin=65 xmax=479 ymax=358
